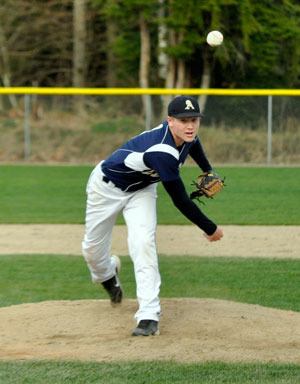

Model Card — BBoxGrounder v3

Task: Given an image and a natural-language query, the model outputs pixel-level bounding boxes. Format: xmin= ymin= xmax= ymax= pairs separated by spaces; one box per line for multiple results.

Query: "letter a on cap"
xmin=185 ymin=100 xmax=195 ymax=110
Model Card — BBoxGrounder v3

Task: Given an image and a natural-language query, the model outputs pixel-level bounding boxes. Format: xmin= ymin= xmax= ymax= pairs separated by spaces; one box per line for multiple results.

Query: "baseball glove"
xmin=190 ymin=171 xmax=225 ymax=201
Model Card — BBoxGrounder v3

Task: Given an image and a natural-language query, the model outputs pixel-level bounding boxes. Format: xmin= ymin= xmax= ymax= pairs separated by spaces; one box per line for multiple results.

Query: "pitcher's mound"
xmin=0 ymin=299 xmax=299 ymax=363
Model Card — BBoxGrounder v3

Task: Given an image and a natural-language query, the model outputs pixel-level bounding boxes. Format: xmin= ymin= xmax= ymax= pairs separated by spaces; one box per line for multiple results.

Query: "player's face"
xmin=167 ymin=116 xmax=200 ymax=146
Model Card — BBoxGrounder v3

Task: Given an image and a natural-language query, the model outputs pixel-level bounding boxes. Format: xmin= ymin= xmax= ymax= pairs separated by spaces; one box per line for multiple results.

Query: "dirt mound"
xmin=1 ymin=299 xmax=299 ymax=363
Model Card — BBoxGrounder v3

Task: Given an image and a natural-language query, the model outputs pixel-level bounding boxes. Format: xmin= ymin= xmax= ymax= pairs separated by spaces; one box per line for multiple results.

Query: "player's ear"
xmin=167 ymin=116 xmax=173 ymax=125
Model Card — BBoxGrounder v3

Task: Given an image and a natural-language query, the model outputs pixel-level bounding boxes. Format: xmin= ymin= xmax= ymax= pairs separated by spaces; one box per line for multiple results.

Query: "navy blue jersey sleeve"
xmin=189 ymin=137 xmax=212 ymax=172
xmin=144 ymin=150 xmax=180 ymax=182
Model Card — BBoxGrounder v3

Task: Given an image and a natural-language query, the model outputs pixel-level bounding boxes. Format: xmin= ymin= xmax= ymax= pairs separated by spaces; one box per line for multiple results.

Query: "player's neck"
xmin=171 ymin=133 xmax=184 ymax=147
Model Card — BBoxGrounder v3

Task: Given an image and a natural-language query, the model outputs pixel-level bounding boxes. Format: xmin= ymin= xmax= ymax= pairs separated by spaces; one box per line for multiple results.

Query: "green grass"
xmin=0 ymin=165 xmax=90 ymax=223
xmin=0 ymin=165 xmax=300 ymax=224
xmin=176 ymin=166 xmax=300 ymax=225
xmin=0 ymin=255 xmax=299 ymax=311
xmin=1 ymin=164 xmax=300 ymax=381
xmin=0 ymin=360 xmax=299 ymax=384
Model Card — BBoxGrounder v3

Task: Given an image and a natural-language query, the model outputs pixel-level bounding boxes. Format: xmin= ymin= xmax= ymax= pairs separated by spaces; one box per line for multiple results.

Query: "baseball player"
xmin=82 ymin=95 xmax=223 ymax=336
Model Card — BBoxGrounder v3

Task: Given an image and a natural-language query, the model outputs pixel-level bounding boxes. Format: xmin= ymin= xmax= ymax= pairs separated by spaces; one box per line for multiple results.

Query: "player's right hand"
xmin=204 ymin=226 xmax=223 ymax=242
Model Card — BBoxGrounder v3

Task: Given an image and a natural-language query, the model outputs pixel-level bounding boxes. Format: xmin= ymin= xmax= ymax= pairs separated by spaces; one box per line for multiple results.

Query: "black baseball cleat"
xmin=132 ymin=320 xmax=159 ymax=336
xmin=102 ymin=255 xmax=123 ymax=305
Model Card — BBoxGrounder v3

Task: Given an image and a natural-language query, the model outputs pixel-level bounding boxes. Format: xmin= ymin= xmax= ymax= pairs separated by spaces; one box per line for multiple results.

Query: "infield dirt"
xmin=0 ymin=224 xmax=299 ymax=258
xmin=0 ymin=225 xmax=300 ymax=363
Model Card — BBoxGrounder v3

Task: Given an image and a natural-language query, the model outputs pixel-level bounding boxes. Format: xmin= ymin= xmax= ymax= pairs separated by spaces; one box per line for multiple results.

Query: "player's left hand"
xmin=190 ymin=171 xmax=225 ymax=201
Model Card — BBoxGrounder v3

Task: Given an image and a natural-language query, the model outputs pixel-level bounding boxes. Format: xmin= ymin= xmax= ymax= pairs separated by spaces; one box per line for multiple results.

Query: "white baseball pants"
xmin=82 ymin=162 xmax=161 ymax=323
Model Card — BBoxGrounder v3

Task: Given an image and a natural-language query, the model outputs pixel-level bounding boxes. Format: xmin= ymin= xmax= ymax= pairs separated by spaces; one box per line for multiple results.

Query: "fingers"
xmin=204 ymin=226 xmax=223 ymax=242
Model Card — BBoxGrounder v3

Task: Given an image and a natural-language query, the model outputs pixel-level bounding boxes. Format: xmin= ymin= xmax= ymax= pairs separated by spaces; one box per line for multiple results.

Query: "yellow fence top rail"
xmin=0 ymin=87 xmax=299 ymax=96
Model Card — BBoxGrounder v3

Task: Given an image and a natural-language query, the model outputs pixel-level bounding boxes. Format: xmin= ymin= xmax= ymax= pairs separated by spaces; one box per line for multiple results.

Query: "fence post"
xmin=24 ymin=94 xmax=31 ymax=160
xmin=145 ymin=94 xmax=152 ymax=130
xmin=267 ymin=95 xmax=272 ymax=165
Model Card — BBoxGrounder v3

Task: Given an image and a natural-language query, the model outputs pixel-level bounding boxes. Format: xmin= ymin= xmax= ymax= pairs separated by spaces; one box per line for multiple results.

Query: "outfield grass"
xmin=0 ymin=360 xmax=299 ymax=384
xmin=0 ymin=165 xmax=89 ymax=223
xmin=0 ymin=165 xmax=299 ymax=224
xmin=0 ymin=255 xmax=299 ymax=311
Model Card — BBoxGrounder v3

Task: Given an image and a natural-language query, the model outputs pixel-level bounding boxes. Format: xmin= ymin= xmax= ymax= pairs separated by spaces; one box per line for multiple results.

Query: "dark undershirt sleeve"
xmin=144 ymin=151 xmax=179 ymax=182
xmin=162 ymin=178 xmax=217 ymax=235
xmin=189 ymin=138 xmax=212 ymax=172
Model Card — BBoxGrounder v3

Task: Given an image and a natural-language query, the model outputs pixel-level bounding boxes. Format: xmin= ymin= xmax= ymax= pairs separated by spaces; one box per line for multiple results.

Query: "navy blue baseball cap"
xmin=168 ymin=96 xmax=203 ymax=118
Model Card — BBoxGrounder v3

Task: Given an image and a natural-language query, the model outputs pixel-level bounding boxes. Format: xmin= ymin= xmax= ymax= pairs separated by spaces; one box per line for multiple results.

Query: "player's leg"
xmin=82 ymin=164 xmax=125 ymax=303
xmin=123 ymin=184 xmax=161 ymax=335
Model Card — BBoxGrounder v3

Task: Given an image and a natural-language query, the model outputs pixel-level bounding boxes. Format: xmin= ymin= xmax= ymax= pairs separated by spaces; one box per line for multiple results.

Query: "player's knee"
xmin=128 ymin=231 xmax=156 ymax=254
xmin=82 ymin=241 xmax=101 ymax=263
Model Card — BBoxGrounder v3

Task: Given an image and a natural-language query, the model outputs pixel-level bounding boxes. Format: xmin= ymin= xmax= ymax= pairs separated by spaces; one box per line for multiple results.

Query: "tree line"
xmin=0 ymin=0 xmax=299 ymax=95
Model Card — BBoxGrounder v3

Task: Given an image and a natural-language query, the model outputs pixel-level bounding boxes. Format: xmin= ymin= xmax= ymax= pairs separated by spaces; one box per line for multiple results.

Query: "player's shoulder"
xmin=134 ymin=121 xmax=168 ymax=145
xmin=141 ymin=121 xmax=167 ymax=137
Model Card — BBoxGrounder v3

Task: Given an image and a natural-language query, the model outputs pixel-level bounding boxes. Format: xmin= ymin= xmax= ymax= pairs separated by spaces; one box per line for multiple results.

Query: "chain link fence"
xmin=0 ymin=90 xmax=299 ymax=165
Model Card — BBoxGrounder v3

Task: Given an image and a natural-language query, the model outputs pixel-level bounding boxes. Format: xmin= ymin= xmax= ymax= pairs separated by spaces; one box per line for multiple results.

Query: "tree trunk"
xmin=176 ymin=59 xmax=185 ymax=88
xmin=158 ymin=0 xmax=168 ymax=79
xmin=199 ymin=50 xmax=211 ymax=113
xmin=73 ymin=0 xmax=86 ymax=111
xmin=106 ymin=21 xmax=118 ymax=87
xmin=139 ymin=14 xmax=150 ymax=88
xmin=161 ymin=29 xmax=177 ymax=116
xmin=175 ymin=30 xmax=185 ymax=89
xmin=139 ymin=13 xmax=152 ymax=128
xmin=0 ymin=24 xmax=18 ymax=109
xmin=73 ymin=0 xmax=86 ymax=87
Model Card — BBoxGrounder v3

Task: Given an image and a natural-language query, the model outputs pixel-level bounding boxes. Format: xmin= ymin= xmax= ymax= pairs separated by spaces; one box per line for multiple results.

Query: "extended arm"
xmin=162 ymin=178 xmax=217 ymax=235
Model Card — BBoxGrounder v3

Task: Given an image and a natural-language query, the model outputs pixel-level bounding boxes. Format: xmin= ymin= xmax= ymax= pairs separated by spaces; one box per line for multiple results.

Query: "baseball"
xmin=206 ymin=30 xmax=223 ymax=47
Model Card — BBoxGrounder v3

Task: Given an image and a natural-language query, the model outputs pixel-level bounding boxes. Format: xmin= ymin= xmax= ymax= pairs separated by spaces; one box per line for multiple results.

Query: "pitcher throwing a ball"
xmin=82 ymin=96 xmax=223 ymax=336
